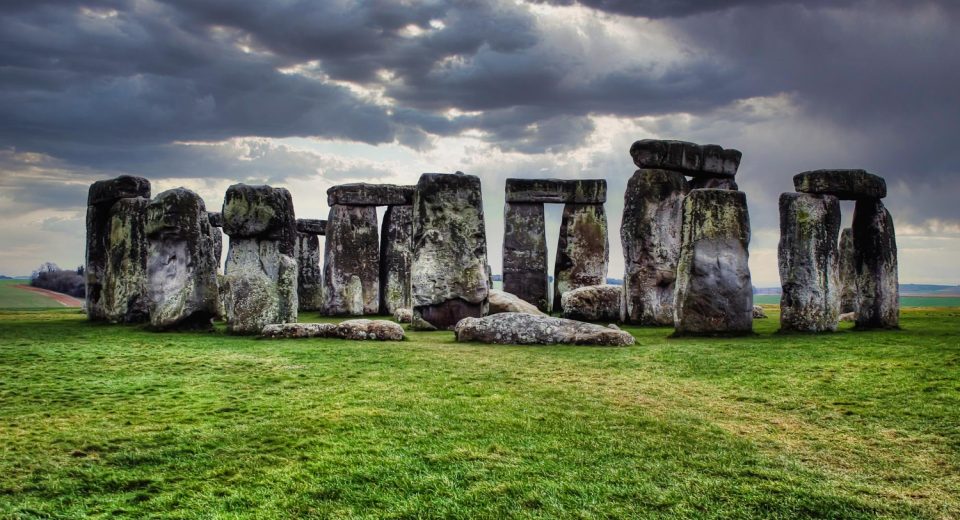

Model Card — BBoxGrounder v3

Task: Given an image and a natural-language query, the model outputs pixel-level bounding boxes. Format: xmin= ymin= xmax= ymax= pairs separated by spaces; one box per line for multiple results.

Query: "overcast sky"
xmin=1 ymin=0 xmax=958 ymax=285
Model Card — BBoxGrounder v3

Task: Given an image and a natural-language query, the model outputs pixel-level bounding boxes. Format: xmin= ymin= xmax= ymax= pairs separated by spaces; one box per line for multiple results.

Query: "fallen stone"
xmin=838 ymin=227 xmax=858 ymax=313
xmin=296 ymin=218 xmax=326 ymax=235
xmin=222 ymin=184 xmax=297 ymax=252
xmin=620 ymin=169 xmax=688 ymax=325
xmin=793 ymin=169 xmax=887 ymax=200
xmin=260 ymin=319 xmax=404 ymax=340
xmin=553 ymin=203 xmax=609 ymax=313
xmin=380 ymin=205 xmax=413 ymax=316
xmin=505 ymin=178 xmax=607 ymax=204
xmin=778 ymin=192 xmax=841 ymax=332
xmin=88 ymin=175 xmax=151 ymax=206
xmin=145 ymin=188 xmax=221 ymax=330
xmin=630 ymin=140 xmax=741 ymax=178
xmin=207 ymin=211 xmax=223 ymax=228
xmin=502 ymin=202 xmax=549 ymax=312
xmin=411 ymin=173 xmax=489 ymax=330
xmin=327 ymin=183 xmax=415 ymax=206
xmin=323 ymin=204 xmax=380 ymax=315
xmin=852 ymin=199 xmax=899 ymax=328
xmin=98 ymin=197 xmax=151 ymax=323
xmin=753 ymin=305 xmax=768 ymax=319
xmin=394 ymin=308 xmax=413 ymax=323
xmin=454 ymin=312 xmax=634 ymax=346
xmin=561 ymin=284 xmax=622 ymax=322
xmin=488 ymin=289 xmax=547 ymax=316
xmin=674 ymin=189 xmax=753 ymax=335
xmin=296 ymin=231 xmax=324 ymax=311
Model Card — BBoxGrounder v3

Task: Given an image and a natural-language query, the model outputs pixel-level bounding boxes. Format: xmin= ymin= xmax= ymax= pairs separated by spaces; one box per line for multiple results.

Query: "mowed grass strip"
xmin=0 ymin=308 xmax=957 ymax=519
xmin=0 ymin=280 xmax=64 ymax=310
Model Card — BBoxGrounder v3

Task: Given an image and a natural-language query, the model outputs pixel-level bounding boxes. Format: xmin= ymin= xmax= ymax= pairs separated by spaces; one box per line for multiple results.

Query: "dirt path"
xmin=14 ymin=285 xmax=84 ymax=307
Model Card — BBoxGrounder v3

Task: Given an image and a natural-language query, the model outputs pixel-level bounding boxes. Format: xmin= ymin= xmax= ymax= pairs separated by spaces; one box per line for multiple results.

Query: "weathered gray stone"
xmin=411 ymin=172 xmax=489 ymax=330
xmin=505 ymin=178 xmax=607 ymax=204
xmin=502 ymin=202 xmax=549 ymax=312
xmin=323 ymin=204 xmax=379 ymax=315
xmin=553 ymin=203 xmax=609 ymax=312
xmin=210 ymin=226 xmax=223 ymax=271
xmin=394 ymin=308 xmax=413 ymax=323
xmin=793 ymin=169 xmax=887 ymax=200
xmin=207 ymin=211 xmax=223 ymax=228
xmin=222 ymin=184 xmax=298 ymax=334
xmin=488 ymin=289 xmax=547 ymax=316
xmin=327 ymin=183 xmax=415 ymax=206
xmin=753 ymin=305 xmax=768 ymax=319
xmin=98 ymin=197 xmax=151 ymax=323
xmin=620 ymin=169 xmax=688 ymax=325
xmin=778 ymin=192 xmax=841 ymax=332
xmin=261 ymin=319 xmax=404 ymax=340
xmin=630 ymin=140 xmax=741 ymax=178
xmin=454 ymin=312 xmax=634 ymax=346
xmin=145 ymin=188 xmax=220 ymax=330
xmin=852 ymin=199 xmax=899 ymax=329
xmin=85 ymin=176 xmax=151 ymax=322
xmin=296 ymin=231 xmax=323 ymax=311
xmin=674 ymin=189 xmax=753 ymax=335
xmin=222 ymin=184 xmax=297 ymax=252
xmin=296 ymin=218 xmax=326 ymax=235
xmin=379 ymin=205 xmax=413 ymax=316
xmin=838 ymin=227 xmax=858 ymax=313
xmin=689 ymin=177 xmax=738 ymax=190
xmin=560 ymin=284 xmax=622 ymax=322
xmin=88 ymin=175 xmax=151 ymax=206
xmin=839 ymin=311 xmax=856 ymax=322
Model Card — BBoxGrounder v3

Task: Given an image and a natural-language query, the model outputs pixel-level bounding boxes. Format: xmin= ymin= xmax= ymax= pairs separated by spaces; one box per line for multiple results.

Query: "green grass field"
xmin=753 ymin=294 xmax=960 ymax=307
xmin=1 ymin=308 xmax=958 ymax=519
xmin=0 ymin=279 xmax=65 ymax=309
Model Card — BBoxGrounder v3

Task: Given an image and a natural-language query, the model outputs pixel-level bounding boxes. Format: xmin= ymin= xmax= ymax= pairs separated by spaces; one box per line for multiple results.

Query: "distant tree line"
xmin=30 ymin=263 xmax=85 ymax=297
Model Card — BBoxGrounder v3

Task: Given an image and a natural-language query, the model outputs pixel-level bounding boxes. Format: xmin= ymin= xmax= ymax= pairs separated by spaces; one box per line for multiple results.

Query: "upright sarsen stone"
xmin=100 ymin=197 xmax=151 ymax=323
xmin=296 ymin=232 xmax=324 ymax=311
xmin=777 ymin=193 xmax=841 ymax=332
xmin=323 ymin=205 xmax=379 ymax=315
xmin=145 ymin=188 xmax=220 ymax=330
xmin=502 ymin=202 xmax=549 ymax=312
xmin=411 ymin=173 xmax=489 ymax=330
xmin=85 ymin=175 xmax=151 ymax=323
xmin=222 ymin=184 xmax=298 ymax=334
xmin=838 ymin=228 xmax=858 ymax=313
xmin=553 ymin=203 xmax=609 ymax=312
xmin=620 ymin=169 xmax=688 ymax=325
xmin=852 ymin=199 xmax=899 ymax=329
xmin=674 ymin=189 xmax=753 ymax=335
xmin=379 ymin=205 xmax=413 ymax=315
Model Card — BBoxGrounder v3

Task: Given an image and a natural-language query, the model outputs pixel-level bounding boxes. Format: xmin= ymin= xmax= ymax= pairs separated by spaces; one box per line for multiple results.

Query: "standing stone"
xmin=222 ymin=184 xmax=298 ymax=334
xmin=502 ymin=202 xmax=549 ymax=312
xmin=145 ymin=188 xmax=220 ymax=330
xmin=411 ymin=172 xmax=489 ymax=330
xmin=777 ymin=193 xmax=841 ymax=332
xmin=852 ymin=199 xmax=899 ymax=329
xmin=620 ymin=169 xmax=688 ymax=325
xmin=689 ymin=177 xmax=738 ymax=190
xmin=296 ymin=232 xmax=324 ymax=311
xmin=674 ymin=189 xmax=753 ymax=335
xmin=85 ymin=176 xmax=151 ymax=322
xmin=838 ymin=228 xmax=858 ymax=313
xmin=553 ymin=203 xmax=609 ymax=312
xmin=100 ymin=197 xmax=151 ymax=323
xmin=324 ymin=205 xmax=379 ymax=315
xmin=380 ymin=205 xmax=413 ymax=316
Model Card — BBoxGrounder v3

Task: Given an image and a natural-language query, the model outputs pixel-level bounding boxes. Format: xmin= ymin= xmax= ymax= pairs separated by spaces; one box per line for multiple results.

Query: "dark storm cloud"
xmin=528 ymin=0 xmax=856 ymax=18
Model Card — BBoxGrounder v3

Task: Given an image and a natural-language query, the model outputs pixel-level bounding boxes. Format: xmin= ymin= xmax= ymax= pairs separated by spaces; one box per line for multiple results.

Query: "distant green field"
xmin=754 ymin=294 xmax=960 ymax=307
xmin=0 ymin=279 xmax=64 ymax=309
xmin=0 ymin=308 xmax=958 ymax=518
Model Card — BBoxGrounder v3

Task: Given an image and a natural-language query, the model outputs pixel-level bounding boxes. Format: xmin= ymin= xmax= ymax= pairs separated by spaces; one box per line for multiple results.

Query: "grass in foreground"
xmin=0 ymin=308 xmax=958 ymax=519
